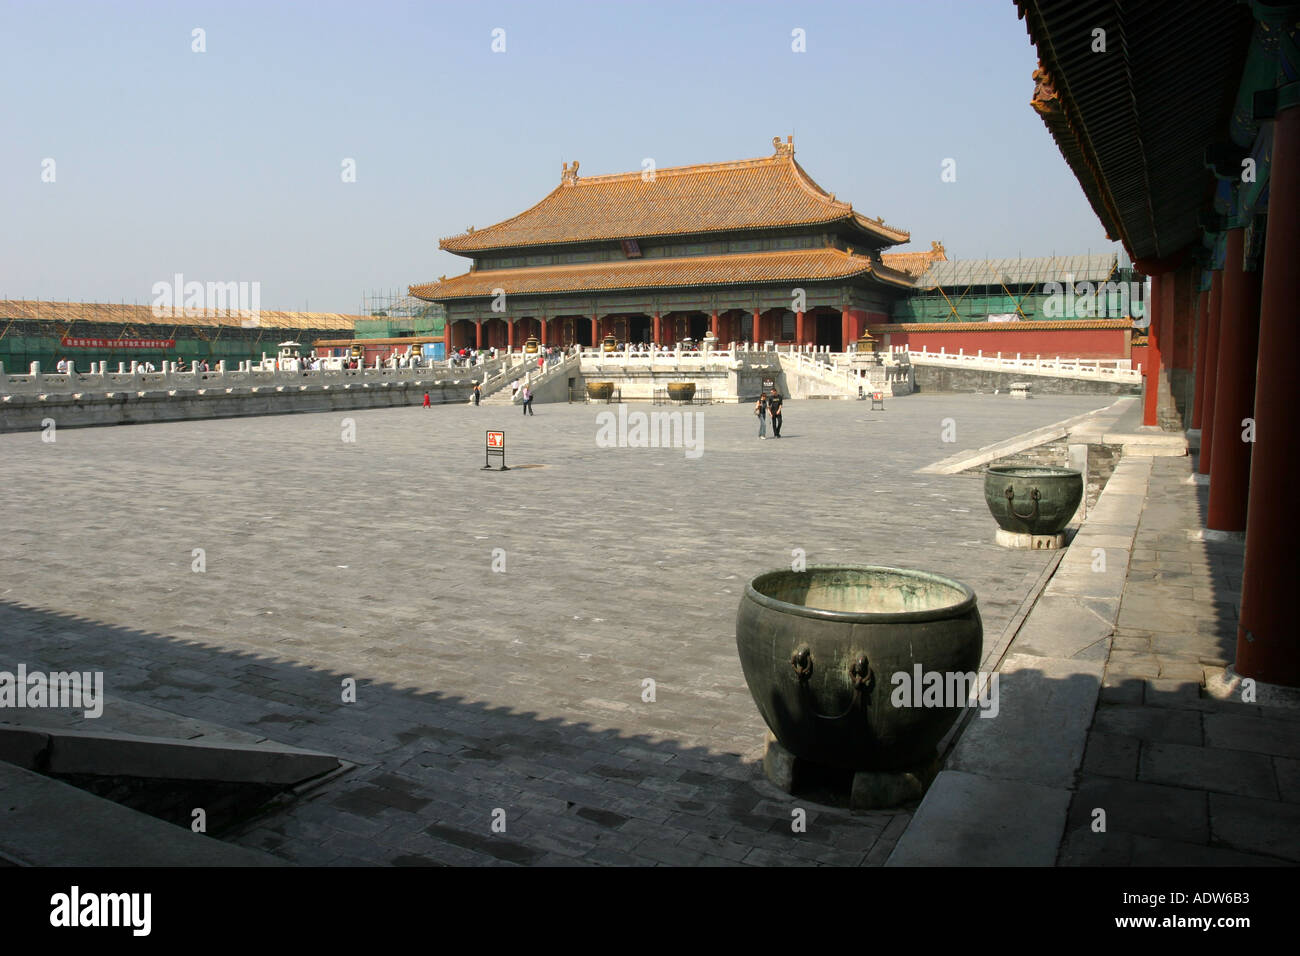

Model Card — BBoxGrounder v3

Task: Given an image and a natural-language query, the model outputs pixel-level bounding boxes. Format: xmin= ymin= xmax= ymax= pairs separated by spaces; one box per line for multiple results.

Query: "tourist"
xmin=769 ymin=388 xmax=784 ymax=438
xmin=521 ymin=384 xmax=533 ymax=415
xmin=511 ymin=379 xmax=521 ymax=402
xmin=423 ymin=391 xmax=431 ymax=408
xmin=472 ymin=383 xmax=481 ymax=406
xmin=756 ymin=392 xmax=768 ymax=439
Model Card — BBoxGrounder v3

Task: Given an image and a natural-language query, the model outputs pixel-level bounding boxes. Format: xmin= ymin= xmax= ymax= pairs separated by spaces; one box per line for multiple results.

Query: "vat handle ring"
xmin=794 ymin=651 xmax=873 ymax=721
xmin=791 ymin=645 xmax=813 ymax=681
xmin=1005 ymin=485 xmax=1041 ymax=520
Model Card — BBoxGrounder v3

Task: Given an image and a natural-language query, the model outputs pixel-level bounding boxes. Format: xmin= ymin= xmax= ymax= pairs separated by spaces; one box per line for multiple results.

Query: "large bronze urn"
xmin=586 ymin=381 xmax=615 ymax=401
xmin=983 ymin=465 xmax=1083 ymax=536
xmin=666 ymin=382 xmax=696 ymax=402
xmin=736 ymin=566 xmax=982 ymax=772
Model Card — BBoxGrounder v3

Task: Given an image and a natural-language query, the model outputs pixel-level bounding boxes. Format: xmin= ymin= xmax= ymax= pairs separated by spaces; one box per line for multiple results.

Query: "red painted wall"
xmin=1130 ymin=343 xmax=1148 ymax=373
xmin=875 ymin=325 xmax=1131 ymax=361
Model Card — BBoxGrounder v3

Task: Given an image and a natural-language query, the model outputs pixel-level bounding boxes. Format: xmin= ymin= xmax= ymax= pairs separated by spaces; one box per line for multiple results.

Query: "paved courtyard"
xmin=0 ymin=394 xmax=1118 ymax=865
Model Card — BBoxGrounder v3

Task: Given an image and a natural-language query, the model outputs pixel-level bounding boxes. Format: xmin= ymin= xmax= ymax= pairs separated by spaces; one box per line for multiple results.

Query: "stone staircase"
xmin=483 ymin=354 xmax=579 ymax=405
xmin=778 ymin=352 xmax=913 ymax=398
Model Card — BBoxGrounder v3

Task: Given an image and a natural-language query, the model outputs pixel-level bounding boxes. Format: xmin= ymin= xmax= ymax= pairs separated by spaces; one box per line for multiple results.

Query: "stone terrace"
xmin=1 ymin=394 xmax=1127 ymax=865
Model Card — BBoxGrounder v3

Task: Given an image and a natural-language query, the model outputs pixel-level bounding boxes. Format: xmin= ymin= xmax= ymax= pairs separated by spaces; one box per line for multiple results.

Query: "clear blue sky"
xmin=1 ymin=0 xmax=1118 ymax=314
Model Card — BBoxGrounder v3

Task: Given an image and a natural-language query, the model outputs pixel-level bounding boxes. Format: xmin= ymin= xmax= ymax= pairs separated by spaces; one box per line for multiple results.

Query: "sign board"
xmin=422 ymin=343 xmax=445 ymax=361
xmin=483 ymin=430 xmax=509 ymax=471
xmin=61 ymin=337 xmax=175 ymax=349
xmin=762 ymin=377 xmax=775 ymax=390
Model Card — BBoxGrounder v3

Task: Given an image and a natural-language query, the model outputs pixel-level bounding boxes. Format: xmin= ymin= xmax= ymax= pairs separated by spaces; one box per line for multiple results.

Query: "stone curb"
xmin=887 ymin=454 xmax=1152 ymax=865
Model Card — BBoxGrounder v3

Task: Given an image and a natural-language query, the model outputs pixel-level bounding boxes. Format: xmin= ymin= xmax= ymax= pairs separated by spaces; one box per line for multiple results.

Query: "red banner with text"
xmin=61 ymin=337 xmax=176 ymax=349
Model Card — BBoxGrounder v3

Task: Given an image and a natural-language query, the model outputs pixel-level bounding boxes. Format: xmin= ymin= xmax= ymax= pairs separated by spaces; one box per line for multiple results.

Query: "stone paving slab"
xmin=885 ymin=770 xmax=1070 ymax=866
xmin=946 ymin=652 xmax=1105 ymax=789
xmin=0 ymin=395 xmax=1108 ymax=865
xmin=1060 ymin=454 xmax=1295 ymax=865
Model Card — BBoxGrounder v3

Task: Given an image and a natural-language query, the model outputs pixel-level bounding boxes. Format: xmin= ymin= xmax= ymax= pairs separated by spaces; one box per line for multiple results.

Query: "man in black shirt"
xmin=768 ymin=388 xmax=784 ymax=437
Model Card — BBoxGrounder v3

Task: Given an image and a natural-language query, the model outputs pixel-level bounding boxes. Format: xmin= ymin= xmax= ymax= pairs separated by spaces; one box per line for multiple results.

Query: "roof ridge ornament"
xmin=561 ymin=160 xmax=580 ymax=186
xmin=772 ymin=135 xmax=794 ymax=157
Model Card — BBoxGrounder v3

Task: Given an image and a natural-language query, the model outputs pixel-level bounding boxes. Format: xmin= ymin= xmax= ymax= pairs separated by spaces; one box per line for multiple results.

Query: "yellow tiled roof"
xmin=0 ymin=300 xmax=360 ymax=331
xmin=411 ymin=248 xmax=913 ymax=300
xmin=881 ymin=241 xmax=948 ymax=277
xmin=440 ymin=145 xmax=909 ymax=253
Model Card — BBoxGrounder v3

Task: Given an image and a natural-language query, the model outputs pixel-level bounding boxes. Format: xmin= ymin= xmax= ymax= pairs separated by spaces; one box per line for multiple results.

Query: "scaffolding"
xmin=357 ymin=289 xmax=446 ymax=339
xmin=894 ymin=253 xmax=1140 ymax=323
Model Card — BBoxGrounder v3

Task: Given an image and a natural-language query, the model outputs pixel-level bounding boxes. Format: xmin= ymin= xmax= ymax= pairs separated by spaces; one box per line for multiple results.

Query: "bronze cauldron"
xmin=666 ymin=382 xmax=696 ymax=402
xmin=983 ymin=465 xmax=1083 ymax=535
xmin=736 ymin=566 xmax=982 ymax=771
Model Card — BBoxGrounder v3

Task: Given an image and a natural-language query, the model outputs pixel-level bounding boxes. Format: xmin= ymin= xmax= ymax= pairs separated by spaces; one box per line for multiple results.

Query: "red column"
xmin=653 ymin=311 xmax=661 ymax=346
xmin=841 ymin=311 xmax=850 ymax=352
xmin=1142 ymin=275 xmax=1163 ymax=426
xmin=540 ymin=316 xmax=548 ymax=346
xmin=507 ymin=318 xmax=514 ymax=352
xmin=796 ymin=310 xmax=805 ymax=347
xmin=1238 ymin=96 xmax=1300 ymax=685
xmin=475 ymin=321 xmax=483 ymax=349
xmin=1191 ymin=289 xmax=1209 ymax=428
xmin=1206 ymin=227 xmax=1261 ymax=532
xmin=591 ymin=314 xmax=598 ymax=346
xmin=1164 ymin=274 xmax=1178 ymax=422
xmin=1171 ymin=271 xmax=1193 ymax=373
xmin=1198 ymin=270 xmax=1224 ymax=475
xmin=752 ymin=308 xmax=761 ymax=345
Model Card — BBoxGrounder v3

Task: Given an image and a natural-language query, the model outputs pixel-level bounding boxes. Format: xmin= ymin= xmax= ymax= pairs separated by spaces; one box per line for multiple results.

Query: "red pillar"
xmin=540 ymin=316 xmax=548 ymax=346
xmin=653 ymin=311 xmax=661 ymax=346
xmin=752 ymin=308 xmax=761 ymax=345
xmin=841 ymin=311 xmax=850 ymax=352
xmin=796 ymin=310 xmax=805 ymax=347
xmin=1171 ymin=271 xmax=1193 ymax=373
xmin=475 ymin=321 xmax=483 ymax=349
xmin=1238 ymin=95 xmax=1300 ymax=685
xmin=1190 ymin=289 xmax=1209 ymax=428
xmin=591 ymin=314 xmax=598 ymax=346
xmin=1206 ymin=227 xmax=1261 ymax=532
xmin=1142 ymin=275 xmax=1163 ymax=426
xmin=507 ymin=318 xmax=514 ymax=352
xmin=1198 ymin=270 xmax=1224 ymax=475
xmin=1164 ymin=274 xmax=1178 ymax=421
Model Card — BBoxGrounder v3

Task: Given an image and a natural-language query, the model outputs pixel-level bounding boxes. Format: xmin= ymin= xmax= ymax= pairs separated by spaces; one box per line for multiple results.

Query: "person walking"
xmin=521 ymin=384 xmax=534 ymax=415
xmin=472 ymin=383 xmax=481 ymax=406
xmin=422 ymin=391 xmax=432 ymax=408
xmin=768 ymin=388 xmax=784 ymax=438
xmin=755 ymin=392 xmax=768 ymax=439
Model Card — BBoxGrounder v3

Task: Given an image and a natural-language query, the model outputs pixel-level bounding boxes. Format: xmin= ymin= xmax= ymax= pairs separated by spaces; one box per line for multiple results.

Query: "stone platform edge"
xmin=887 ymin=454 xmax=1154 ymax=866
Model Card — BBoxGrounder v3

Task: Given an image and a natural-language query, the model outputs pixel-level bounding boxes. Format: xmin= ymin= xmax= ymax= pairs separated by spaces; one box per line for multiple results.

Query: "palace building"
xmin=410 ymin=137 xmax=930 ymax=352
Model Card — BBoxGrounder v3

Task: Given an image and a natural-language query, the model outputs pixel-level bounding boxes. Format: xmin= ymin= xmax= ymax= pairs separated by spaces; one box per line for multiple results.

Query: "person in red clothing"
xmin=422 ymin=392 xmax=431 ymax=408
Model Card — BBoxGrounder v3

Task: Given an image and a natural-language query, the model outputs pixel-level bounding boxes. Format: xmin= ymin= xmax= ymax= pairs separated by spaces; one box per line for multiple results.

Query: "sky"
xmin=0 ymin=0 xmax=1121 ymax=315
